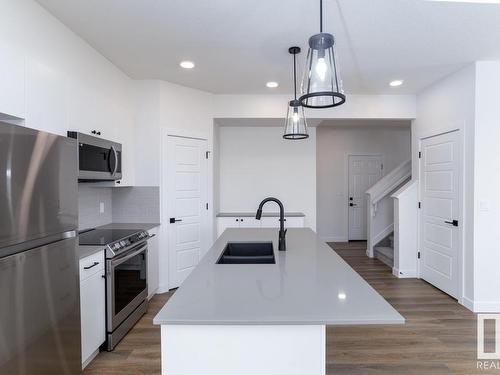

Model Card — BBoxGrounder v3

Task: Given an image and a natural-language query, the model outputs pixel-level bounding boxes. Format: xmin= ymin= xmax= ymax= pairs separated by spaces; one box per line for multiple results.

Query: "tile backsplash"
xmin=78 ymin=185 xmax=160 ymax=230
xmin=112 ymin=187 xmax=160 ymax=224
xmin=78 ymin=185 xmax=112 ymax=230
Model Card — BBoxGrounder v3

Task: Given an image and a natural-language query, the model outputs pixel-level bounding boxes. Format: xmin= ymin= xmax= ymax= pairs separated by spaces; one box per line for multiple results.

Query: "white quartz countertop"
xmin=154 ymin=228 xmax=404 ymax=326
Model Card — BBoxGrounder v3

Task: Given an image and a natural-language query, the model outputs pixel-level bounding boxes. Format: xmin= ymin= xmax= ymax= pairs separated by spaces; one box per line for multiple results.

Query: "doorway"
xmin=348 ymin=155 xmax=383 ymax=240
xmin=165 ymin=135 xmax=209 ymax=289
xmin=419 ymin=130 xmax=462 ymax=299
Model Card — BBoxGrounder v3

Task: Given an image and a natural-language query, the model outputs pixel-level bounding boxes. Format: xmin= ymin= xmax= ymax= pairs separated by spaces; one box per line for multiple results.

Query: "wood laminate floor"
xmin=85 ymin=241 xmax=490 ymax=374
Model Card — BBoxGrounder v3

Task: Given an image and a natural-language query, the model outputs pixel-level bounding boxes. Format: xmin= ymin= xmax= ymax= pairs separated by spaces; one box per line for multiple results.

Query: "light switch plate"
xmin=479 ymin=201 xmax=489 ymax=212
xmin=99 ymin=202 xmax=105 ymax=213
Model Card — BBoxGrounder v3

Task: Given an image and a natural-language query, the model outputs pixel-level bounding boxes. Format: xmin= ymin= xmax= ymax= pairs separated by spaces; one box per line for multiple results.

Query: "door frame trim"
xmin=417 ymin=128 xmax=464 ymax=303
xmin=160 ymin=127 xmax=213 ymax=291
xmin=345 ymin=153 xmax=385 ymax=241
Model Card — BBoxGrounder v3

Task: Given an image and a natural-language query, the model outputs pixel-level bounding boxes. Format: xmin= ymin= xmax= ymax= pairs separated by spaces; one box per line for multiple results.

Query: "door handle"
xmin=110 ymin=146 xmax=118 ymax=176
xmin=169 ymin=218 xmax=182 ymax=223
xmin=444 ymin=220 xmax=458 ymax=227
xmin=84 ymin=261 xmax=99 ymax=270
xmin=349 ymin=203 xmax=357 ymax=207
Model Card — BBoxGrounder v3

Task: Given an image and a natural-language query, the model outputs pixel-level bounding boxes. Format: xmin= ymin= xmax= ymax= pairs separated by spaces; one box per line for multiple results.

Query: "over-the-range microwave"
xmin=67 ymin=132 xmax=122 ymax=182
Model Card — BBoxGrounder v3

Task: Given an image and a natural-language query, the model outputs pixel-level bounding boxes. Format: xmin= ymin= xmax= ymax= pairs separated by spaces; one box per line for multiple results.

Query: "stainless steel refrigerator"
xmin=0 ymin=121 xmax=81 ymax=374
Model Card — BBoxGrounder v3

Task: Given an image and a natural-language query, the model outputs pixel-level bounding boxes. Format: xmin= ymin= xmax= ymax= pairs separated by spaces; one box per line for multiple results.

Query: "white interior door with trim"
xmin=348 ymin=155 xmax=383 ymax=240
xmin=167 ymin=136 xmax=209 ymax=289
xmin=420 ymin=130 xmax=462 ymax=299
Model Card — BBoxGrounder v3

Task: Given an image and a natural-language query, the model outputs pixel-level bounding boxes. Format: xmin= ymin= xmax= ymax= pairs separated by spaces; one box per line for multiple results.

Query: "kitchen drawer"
xmin=79 ymin=251 xmax=105 ymax=281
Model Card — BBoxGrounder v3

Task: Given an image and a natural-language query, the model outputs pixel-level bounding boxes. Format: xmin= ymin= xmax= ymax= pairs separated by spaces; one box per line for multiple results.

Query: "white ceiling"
xmin=36 ymin=0 xmax=500 ymax=95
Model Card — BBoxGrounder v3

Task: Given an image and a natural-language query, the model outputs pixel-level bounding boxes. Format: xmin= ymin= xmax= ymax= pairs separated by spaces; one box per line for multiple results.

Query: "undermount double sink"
xmin=217 ymin=242 xmax=275 ymax=264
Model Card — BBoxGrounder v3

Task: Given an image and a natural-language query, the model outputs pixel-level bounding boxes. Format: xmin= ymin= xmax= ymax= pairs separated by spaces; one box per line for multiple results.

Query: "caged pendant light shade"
xmin=284 ymin=47 xmax=309 ymax=140
xmin=299 ymin=0 xmax=345 ymax=109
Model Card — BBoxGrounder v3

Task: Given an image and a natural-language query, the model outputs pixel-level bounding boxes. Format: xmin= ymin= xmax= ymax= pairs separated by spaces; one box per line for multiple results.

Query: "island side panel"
xmin=161 ymin=324 xmax=326 ymax=375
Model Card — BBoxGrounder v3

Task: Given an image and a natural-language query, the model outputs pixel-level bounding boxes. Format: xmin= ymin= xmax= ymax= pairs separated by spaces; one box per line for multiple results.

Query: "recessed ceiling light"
xmin=266 ymin=81 xmax=279 ymax=88
xmin=338 ymin=292 xmax=347 ymax=300
xmin=180 ymin=61 xmax=195 ymax=69
xmin=389 ymin=80 xmax=404 ymax=87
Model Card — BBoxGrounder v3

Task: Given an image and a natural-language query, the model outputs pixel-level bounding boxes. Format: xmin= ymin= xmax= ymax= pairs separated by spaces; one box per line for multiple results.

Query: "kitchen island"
xmin=154 ymin=228 xmax=404 ymax=374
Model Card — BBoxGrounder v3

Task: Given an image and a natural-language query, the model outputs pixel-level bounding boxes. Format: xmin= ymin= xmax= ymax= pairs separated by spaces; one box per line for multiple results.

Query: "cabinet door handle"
xmin=169 ymin=218 xmax=182 ymax=223
xmin=84 ymin=261 xmax=99 ymax=270
xmin=444 ymin=220 xmax=458 ymax=227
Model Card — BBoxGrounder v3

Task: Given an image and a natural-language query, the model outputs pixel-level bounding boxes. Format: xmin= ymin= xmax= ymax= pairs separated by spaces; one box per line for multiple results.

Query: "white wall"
xmin=218 ymin=126 xmax=316 ymax=230
xmin=214 ymin=94 xmax=416 ymax=119
xmin=413 ymin=64 xmax=476 ymax=307
xmin=473 ymin=61 xmax=500 ymax=311
xmin=316 ymin=126 xmax=411 ymax=242
xmin=0 ymin=0 xmax=136 ymax=184
xmin=133 ymin=80 xmax=214 ymax=186
xmin=133 ymin=80 xmax=215 ymax=291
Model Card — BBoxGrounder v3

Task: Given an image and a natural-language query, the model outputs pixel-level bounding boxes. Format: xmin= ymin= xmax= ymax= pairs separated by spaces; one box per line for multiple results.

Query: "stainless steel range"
xmin=78 ymin=228 xmax=150 ymax=351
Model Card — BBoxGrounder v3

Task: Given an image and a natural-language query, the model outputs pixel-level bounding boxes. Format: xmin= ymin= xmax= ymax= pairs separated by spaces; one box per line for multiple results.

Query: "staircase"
xmin=366 ymin=160 xmax=411 ymax=258
xmin=374 ymin=233 xmax=394 ymax=268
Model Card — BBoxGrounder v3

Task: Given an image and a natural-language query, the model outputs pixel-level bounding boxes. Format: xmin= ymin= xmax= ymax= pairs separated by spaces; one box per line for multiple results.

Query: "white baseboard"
xmin=319 ymin=236 xmax=348 ymax=243
xmin=473 ymin=301 xmax=500 ymax=313
xmin=157 ymin=284 xmax=170 ymax=294
xmin=460 ymin=296 xmax=500 ymax=313
xmin=392 ymin=268 xmax=418 ymax=278
xmin=461 ymin=296 xmax=474 ymax=311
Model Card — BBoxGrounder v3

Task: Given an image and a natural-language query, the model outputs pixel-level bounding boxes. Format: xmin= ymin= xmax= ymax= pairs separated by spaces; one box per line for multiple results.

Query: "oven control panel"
xmin=106 ymin=230 xmax=149 ymax=258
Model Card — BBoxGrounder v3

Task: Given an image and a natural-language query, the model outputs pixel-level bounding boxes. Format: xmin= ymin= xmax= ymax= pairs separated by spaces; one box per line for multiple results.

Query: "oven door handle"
xmin=110 ymin=244 xmax=147 ymax=267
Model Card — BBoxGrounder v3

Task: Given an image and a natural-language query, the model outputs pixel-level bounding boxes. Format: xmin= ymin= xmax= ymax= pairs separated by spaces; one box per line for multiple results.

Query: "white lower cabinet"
xmin=80 ymin=251 xmax=106 ymax=368
xmin=238 ymin=217 xmax=261 ymax=228
xmin=216 ymin=215 xmax=305 ymax=237
xmin=147 ymin=226 xmax=160 ymax=299
xmin=260 ymin=216 xmax=305 ymax=228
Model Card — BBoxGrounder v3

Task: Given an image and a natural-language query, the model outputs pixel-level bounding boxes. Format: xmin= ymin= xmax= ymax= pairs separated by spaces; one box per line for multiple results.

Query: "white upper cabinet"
xmin=25 ymin=60 xmax=68 ymax=136
xmin=0 ymin=44 xmax=25 ymax=119
xmin=0 ymin=45 xmax=136 ymax=185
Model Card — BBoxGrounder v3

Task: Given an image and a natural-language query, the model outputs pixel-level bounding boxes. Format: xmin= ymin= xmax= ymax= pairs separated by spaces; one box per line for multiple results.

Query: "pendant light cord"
xmin=320 ymin=0 xmax=323 ymax=32
xmin=293 ymin=52 xmax=297 ymax=100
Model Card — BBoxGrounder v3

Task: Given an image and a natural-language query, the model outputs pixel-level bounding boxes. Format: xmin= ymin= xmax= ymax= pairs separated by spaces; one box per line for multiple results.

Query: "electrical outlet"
xmin=99 ymin=202 xmax=105 ymax=214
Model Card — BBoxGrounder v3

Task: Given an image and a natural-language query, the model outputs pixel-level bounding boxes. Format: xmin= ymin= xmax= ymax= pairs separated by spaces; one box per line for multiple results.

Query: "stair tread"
xmin=374 ymin=246 xmax=394 ymax=259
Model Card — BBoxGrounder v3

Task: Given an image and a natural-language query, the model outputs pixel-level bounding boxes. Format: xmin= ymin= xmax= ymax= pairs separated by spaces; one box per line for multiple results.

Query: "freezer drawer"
xmin=0 ymin=237 xmax=81 ymax=374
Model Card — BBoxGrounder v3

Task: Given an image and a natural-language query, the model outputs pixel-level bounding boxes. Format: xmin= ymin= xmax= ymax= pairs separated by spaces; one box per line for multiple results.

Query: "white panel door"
xmin=420 ymin=131 xmax=461 ymax=298
xmin=167 ymin=136 xmax=208 ymax=288
xmin=348 ymin=155 xmax=383 ymax=240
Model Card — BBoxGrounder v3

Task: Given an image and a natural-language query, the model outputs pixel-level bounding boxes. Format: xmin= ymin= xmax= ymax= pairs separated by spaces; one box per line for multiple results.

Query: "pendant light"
xmin=299 ymin=0 xmax=346 ymax=109
xmin=283 ymin=46 xmax=309 ymax=140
